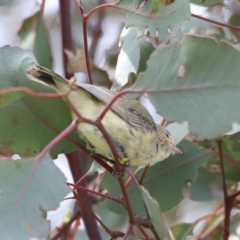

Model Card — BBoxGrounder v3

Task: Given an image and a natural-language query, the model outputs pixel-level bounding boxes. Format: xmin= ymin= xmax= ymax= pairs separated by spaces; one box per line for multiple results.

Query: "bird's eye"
xmin=165 ymin=133 xmax=169 ymax=138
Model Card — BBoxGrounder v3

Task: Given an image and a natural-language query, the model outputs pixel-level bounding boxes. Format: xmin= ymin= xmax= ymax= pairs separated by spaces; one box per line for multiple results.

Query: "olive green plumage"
xmin=26 ymin=66 xmax=180 ymax=166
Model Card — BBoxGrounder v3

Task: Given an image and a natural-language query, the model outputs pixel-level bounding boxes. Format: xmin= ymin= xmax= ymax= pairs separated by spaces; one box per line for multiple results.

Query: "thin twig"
xmin=139 ymin=165 xmax=149 ymax=185
xmin=192 ymin=13 xmax=240 ymax=32
xmin=67 ymin=151 xmax=102 ymax=240
xmin=73 ymin=190 xmax=124 ymax=238
xmin=137 ymin=225 xmax=151 ymax=240
xmin=79 ymin=6 xmax=93 ymax=84
xmin=118 ymin=177 xmax=136 ymax=224
xmin=217 ymin=140 xmax=229 ymax=240
xmin=67 ymin=182 xmax=123 ymax=204
xmin=89 ymin=0 xmax=106 ymax=59
xmin=67 ymin=217 xmax=80 ymax=240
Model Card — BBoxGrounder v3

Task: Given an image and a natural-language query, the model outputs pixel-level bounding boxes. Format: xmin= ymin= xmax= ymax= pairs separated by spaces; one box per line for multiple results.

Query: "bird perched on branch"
xmin=26 ymin=66 xmax=181 ymax=166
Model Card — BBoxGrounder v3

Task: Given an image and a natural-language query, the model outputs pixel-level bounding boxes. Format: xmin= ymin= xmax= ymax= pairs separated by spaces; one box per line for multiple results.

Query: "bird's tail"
xmin=26 ymin=65 xmax=68 ymax=89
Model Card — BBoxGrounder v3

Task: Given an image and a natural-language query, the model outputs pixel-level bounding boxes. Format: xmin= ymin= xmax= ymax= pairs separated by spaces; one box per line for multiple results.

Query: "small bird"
xmin=26 ymin=66 xmax=181 ymax=166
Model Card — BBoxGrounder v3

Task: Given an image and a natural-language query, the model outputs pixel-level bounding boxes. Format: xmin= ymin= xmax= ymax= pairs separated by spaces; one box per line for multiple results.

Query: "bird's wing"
xmin=78 ymin=84 xmax=156 ymax=132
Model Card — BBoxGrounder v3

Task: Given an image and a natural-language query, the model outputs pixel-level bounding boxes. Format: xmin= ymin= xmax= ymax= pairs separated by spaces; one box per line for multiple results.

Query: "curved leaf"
xmin=101 ymin=140 xmax=210 ymax=215
xmin=0 ymin=46 xmax=81 ymax=158
xmin=116 ymin=0 xmax=191 ymax=43
xmin=134 ymin=35 xmax=240 ymax=140
xmin=0 ymin=156 xmax=70 ymax=239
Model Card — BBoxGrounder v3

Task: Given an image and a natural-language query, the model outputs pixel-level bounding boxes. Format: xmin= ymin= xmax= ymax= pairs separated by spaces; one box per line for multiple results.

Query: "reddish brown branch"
xmin=73 ymin=187 xmax=124 ymax=238
xmin=79 ymin=6 xmax=93 ymax=84
xmin=210 ymin=151 xmax=240 ymax=168
xmin=67 ymin=217 xmax=80 ymax=240
xmin=67 ymin=182 xmax=123 ymax=204
xmin=89 ymin=0 xmax=106 ymax=60
xmin=137 ymin=225 xmax=151 ymax=240
xmin=67 ymin=151 xmax=102 ymax=240
xmin=139 ymin=165 xmax=149 ymax=185
xmin=59 ymin=1 xmax=102 ymax=239
xmin=59 ymin=0 xmax=74 ymax=79
xmin=217 ymin=141 xmax=229 ymax=240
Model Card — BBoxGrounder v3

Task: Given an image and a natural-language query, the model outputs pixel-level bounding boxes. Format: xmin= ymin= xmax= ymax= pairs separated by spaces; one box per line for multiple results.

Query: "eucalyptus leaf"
xmin=134 ymin=35 xmax=240 ymax=140
xmin=18 ymin=14 xmax=53 ymax=70
xmin=0 ymin=155 xmax=70 ymax=239
xmin=0 ymin=46 xmax=81 ymax=158
xmin=188 ymin=167 xmax=223 ymax=201
xmin=139 ymin=186 xmax=172 ymax=239
xmin=116 ymin=0 xmax=191 ymax=43
xmin=101 ymin=140 xmax=210 ymax=215
xmin=113 ymin=27 xmax=139 ymax=91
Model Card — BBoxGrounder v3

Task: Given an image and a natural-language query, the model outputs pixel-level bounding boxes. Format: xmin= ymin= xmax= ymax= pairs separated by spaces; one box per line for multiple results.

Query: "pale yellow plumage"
xmin=26 ymin=66 xmax=181 ymax=166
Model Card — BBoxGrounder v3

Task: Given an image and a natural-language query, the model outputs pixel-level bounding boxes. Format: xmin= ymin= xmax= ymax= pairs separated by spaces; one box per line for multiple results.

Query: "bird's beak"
xmin=173 ymin=146 xmax=183 ymax=154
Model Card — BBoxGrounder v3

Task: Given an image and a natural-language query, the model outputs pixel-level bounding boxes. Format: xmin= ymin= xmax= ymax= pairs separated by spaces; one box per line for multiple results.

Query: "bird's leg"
xmin=108 ymin=138 xmax=130 ymax=178
xmin=111 ymin=138 xmax=130 ymax=165
xmin=94 ymin=154 xmax=124 ymax=178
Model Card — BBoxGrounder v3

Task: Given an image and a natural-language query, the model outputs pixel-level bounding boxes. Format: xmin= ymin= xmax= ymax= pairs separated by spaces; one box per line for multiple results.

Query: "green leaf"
xmin=0 ymin=46 xmax=81 ymax=158
xmin=139 ymin=140 xmax=210 ymax=212
xmin=0 ymin=156 xmax=70 ymax=239
xmin=134 ymin=35 xmax=240 ymax=140
xmin=116 ymin=0 xmax=191 ymax=43
xmin=113 ymin=27 xmax=139 ymax=91
xmin=18 ymin=14 xmax=53 ymax=70
xmin=188 ymin=167 xmax=223 ymax=201
xmin=101 ymin=140 xmax=210 ymax=215
xmin=113 ymin=27 xmax=156 ymax=90
xmin=207 ymin=132 xmax=240 ymax=181
xmin=117 ymin=0 xmax=191 ymax=43
xmin=139 ymin=186 xmax=172 ymax=239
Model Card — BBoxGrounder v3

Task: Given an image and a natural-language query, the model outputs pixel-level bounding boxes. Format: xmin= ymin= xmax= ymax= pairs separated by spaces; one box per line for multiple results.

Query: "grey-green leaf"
xmin=101 ymin=140 xmax=210 ymax=215
xmin=139 ymin=186 xmax=172 ymax=239
xmin=116 ymin=0 xmax=191 ymax=43
xmin=113 ymin=27 xmax=139 ymax=91
xmin=0 ymin=46 xmax=81 ymax=158
xmin=134 ymin=35 xmax=240 ymax=140
xmin=0 ymin=156 xmax=70 ymax=239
